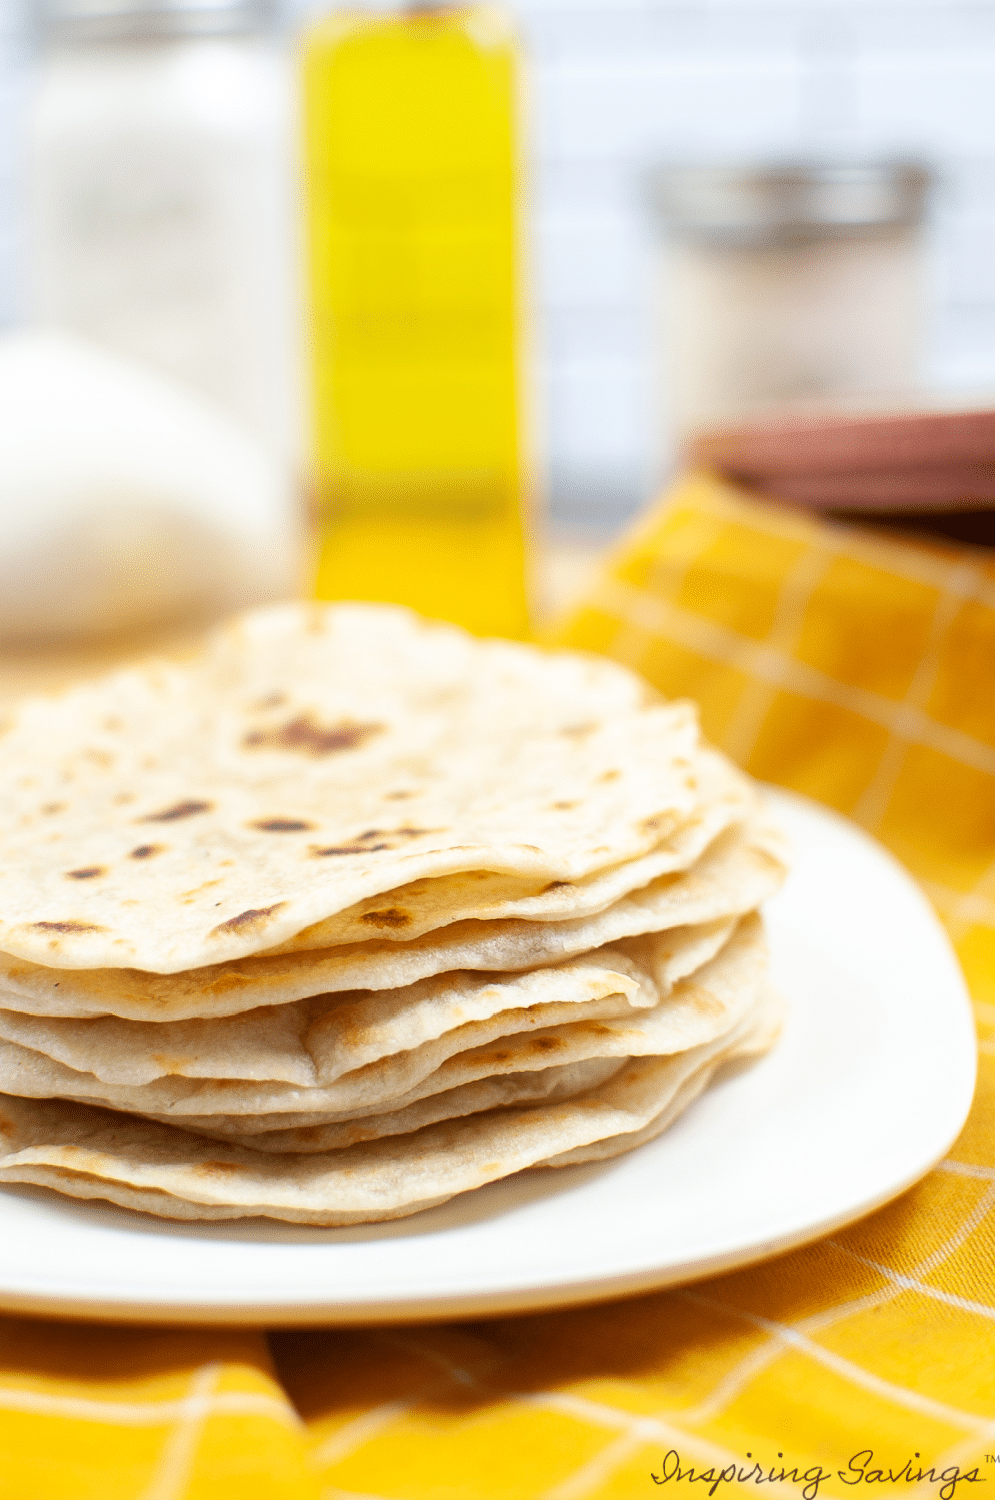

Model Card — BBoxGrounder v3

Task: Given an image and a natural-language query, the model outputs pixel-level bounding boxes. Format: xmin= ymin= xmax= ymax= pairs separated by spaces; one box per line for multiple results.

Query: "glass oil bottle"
xmin=302 ymin=4 xmax=530 ymax=637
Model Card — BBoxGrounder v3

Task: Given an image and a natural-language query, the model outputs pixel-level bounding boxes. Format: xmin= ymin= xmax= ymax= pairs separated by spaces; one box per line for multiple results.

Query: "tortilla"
xmin=0 ymin=916 xmax=739 ymax=1088
xmin=0 ymin=953 xmax=655 ymax=1088
xmin=170 ymin=1057 xmax=630 ymax=1152
xmin=0 ymin=604 xmax=788 ymax=1230
xmin=0 ymin=603 xmax=704 ymax=973
xmin=540 ymin=985 xmax=786 ymax=1167
xmin=0 ymin=914 xmax=766 ymax=1119
xmin=259 ymin=745 xmax=756 ymax=952
xmin=0 ymin=818 xmax=784 ymax=1022
xmin=0 ymin=983 xmax=778 ymax=1225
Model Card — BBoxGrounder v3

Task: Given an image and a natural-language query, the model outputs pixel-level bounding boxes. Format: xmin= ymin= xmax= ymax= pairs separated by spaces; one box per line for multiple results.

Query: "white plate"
xmin=0 ymin=789 xmax=977 ymax=1325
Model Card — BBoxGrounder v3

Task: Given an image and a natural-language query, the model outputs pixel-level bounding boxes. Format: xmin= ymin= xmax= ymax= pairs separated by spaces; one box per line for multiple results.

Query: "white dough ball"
xmin=0 ymin=330 xmax=305 ymax=642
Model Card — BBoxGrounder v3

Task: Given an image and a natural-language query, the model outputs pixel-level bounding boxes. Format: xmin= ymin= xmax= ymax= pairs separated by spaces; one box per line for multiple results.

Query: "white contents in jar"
xmin=28 ymin=30 xmax=302 ymax=462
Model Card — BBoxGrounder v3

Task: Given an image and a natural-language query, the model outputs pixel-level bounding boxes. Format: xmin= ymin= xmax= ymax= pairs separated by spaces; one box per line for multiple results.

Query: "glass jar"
xmin=650 ymin=162 xmax=932 ymax=442
xmin=28 ymin=0 xmax=302 ymax=461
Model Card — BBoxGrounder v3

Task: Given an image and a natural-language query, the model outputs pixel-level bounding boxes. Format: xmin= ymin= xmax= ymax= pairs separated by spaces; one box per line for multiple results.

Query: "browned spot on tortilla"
xmin=586 ymin=1024 xmax=615 ymax=1035
xmin=549 ymin=801 xmax=579 ymax=811
xmin=312 ymin=826 xmax=434 ymax=858
xmin=640 ymin=814 xmax=667 ymax=833
xmin=114 ymin=792 xmax=136 ymax=805
xmin=102 ymin=716 xmax=123 ymax=731
xmin=543 ymin=881 xmax=571 ymax=893
xmin=252 ymin=691 xmax=287 ymax=711
xmin=210 ymin=903 xmax=287 ymax=938
xmin=360 ymin=908 xmax=412 ymax=930
xmin=30 ymin=920 xmax=107 ymax=934
xmin=488 ymin=1051 xmax=512 ymax=1063
xmin=129 ymin=844 xmax=163 ymax=860
xmin=66 ymin=867 xmax=105 ymax=880
xmin=192 ymin=1161 xmax=241 ymax=1177
xmin=560 ymin=722 xmax=596 ymax=738
xmin=40 ymin=802 xmax=65 ymax=815
xmin=81 ymin=748 xmax=113 ymax=768
xmin=180 ymin=880 xmax=223 ymax=903
xmin=531 ymin=1036 xmax=562 ymax=1052
xmin=599 ymin=769 xmax=621 ymax=782
xmin=0 ymin=1112 xmax=15 ymax=1137
xmin=250 ymin=818 xmax=315 ymax=833
xmin=243 ymin=714 xmax=384 ymax=758
xmin=384 ymin=789 xmax=415 ymax=800
xmin=203 ymin=972 xmax=254 ymax=995
xmin=313 ymin=842 xmax=390 ymax=857
xmin=139 ymin=800 xmax=213 ymax=823
xmin=150 ymin=1054 xmax=189 ymax=1073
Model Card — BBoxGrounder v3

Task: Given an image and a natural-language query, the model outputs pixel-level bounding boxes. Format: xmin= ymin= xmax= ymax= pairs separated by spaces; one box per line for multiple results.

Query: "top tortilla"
xmin=258 ymin=744 xmax=756 ymax=952
xmin=0 ymin=603 xmax=702 ymax=973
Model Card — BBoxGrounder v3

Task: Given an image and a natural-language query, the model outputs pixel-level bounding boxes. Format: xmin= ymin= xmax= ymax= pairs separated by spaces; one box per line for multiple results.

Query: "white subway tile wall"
xmin=2 ymin=0 xmax=993 ymax=526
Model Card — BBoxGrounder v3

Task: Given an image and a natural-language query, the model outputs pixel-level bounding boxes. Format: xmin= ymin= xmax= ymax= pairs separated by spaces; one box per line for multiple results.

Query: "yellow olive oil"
xmin=302 ymin=5 xmax=530 ymax=637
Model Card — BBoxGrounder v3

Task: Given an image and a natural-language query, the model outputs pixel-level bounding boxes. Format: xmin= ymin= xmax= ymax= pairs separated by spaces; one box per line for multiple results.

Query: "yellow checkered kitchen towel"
xmin=0 ymin=473 xmax=993 ymax=1500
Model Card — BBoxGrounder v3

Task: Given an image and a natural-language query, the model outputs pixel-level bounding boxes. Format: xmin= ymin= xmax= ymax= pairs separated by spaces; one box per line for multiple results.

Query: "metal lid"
xmin=650 ymin=162 xmax=931 ymax=247
xmin=37 ymin=0 xmax=270 ymax=43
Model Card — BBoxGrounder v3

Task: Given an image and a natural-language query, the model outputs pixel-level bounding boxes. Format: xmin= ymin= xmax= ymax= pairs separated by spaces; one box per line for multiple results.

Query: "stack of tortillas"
xmin=0 ymin=604 xmax=787 ymax=1225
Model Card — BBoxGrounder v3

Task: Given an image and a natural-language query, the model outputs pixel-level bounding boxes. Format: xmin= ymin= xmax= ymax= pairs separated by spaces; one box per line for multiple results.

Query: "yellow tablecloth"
xmin=1 ymin=474 xmax=993 ymax=1500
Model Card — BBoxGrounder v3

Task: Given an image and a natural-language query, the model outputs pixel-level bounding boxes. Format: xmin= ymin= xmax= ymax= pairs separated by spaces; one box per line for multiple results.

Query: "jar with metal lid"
xmin=649 ymin=162 xmax=932 ymax=442
xmin=28 ymin=0 xmax=302 ymax=461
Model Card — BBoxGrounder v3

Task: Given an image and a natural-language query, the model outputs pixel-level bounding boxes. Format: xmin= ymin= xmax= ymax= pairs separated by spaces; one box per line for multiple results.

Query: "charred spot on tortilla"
xmin=139 ymin=800 xmax=213 ymax=823
xmin=250 ymin=818 xmax=315 ymax=833
xmin=129 ymin=844 xmax=163 ymax=859
xmin=29 ymin=920 xmax=107 ymax=933
xmin=312 ymin=842 xmax=390 ymax=856
xmin=210 ymin=903 xmax=287 ymax=938
xmin=66 ymin=866 xmax=105 ymax=880
xmin=359 ymin=908 xmax=412 ymax=929
xmin=311 ymin=826 xmax=433 ymax=857
xmin=242 ymin=714 xmax=384 ymax=757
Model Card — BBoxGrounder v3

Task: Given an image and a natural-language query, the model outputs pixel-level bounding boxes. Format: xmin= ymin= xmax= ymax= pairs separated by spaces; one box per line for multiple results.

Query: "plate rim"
xmin=0 ymin=1152 xmax=968 ymax=1327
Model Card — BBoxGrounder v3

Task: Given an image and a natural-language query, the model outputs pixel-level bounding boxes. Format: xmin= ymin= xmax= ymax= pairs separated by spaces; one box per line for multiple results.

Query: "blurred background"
xmin=0 ymin=0 xmax=992 ymax=664
xmin=0 ymin=0 xmax=992 ymax=533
